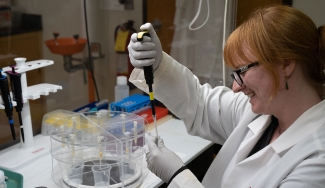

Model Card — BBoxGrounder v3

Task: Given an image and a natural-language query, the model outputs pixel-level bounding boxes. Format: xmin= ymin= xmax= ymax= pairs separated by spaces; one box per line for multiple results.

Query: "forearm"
xmin=168 ymin=169 xmax=204 ymax=188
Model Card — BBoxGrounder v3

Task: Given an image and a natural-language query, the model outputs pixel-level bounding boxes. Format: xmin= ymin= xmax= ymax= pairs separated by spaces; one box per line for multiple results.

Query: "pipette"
xmin=137 ymin=30 xmax=159 ymax=141
xmin=7 ymin=66 xmax=24 ymax=142
xmin=0 ymin=69 xmax=16 ymax=141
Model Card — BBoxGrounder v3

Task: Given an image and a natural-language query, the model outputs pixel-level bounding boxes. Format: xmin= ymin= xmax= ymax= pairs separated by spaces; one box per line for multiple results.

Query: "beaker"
xmin=92 ymin=163 xmax=112 ymax=187
xmin=130 ymin=146 xmax=143 ymax=170
xmin=119 ymin=162 xmax=135 ymax=181
xmin=68 ymin=164 xmax=84 ymax=185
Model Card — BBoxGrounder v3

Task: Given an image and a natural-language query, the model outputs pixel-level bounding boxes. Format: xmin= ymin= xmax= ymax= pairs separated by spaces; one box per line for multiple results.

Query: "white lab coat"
xmin=129 ymin=52 xmax=325 ymax=188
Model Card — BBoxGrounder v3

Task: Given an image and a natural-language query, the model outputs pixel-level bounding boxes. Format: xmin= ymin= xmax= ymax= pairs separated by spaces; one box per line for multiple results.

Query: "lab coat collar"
xmin=235 ymin=115 xmax=271 ymax=163
xmin=246 ymin=100 xmax=325 ymax=154
xmin=270 ymin=100 xmax=325 ymax=154
xmin=247 ymin=115 xmax=271 ymax=135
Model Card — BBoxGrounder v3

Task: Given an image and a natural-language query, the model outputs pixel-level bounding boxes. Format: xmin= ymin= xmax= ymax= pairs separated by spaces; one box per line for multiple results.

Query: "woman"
xmin=128 ymin=5 xmax=325 ymax=188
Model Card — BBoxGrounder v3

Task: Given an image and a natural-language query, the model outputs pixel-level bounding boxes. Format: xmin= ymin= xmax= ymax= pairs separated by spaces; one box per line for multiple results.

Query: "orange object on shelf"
xmin=45 ymin=38 xmax=87 ymax=55
xmin=135 ymin=106 xmax=169 ymax=124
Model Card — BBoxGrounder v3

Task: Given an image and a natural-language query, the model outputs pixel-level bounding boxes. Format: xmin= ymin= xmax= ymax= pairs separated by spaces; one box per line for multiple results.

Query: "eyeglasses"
xmin=231 ymin=62 xmax=259 ymax=86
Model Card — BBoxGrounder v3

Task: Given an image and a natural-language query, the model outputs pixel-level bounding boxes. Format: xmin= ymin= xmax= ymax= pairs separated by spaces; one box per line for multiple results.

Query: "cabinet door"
xmin=146 ymin=0 xmax=176 ymax=54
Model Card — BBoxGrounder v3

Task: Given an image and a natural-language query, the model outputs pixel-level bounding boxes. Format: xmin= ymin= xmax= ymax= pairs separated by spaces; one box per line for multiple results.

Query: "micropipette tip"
xmin=153 ymin=115 xmax=159 ymax=144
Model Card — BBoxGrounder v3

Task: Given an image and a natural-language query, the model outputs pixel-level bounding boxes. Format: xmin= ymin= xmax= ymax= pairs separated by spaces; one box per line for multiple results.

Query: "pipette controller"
xmin=0 ymin=69 xmax=16 ymax=140
xmin=7 ymin=66 xmax=25 ymax=142
xmin=137 ymin=30 xmax=159 ymax=141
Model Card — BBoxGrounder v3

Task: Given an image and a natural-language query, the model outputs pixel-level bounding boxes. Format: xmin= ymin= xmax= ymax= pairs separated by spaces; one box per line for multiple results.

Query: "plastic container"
xmin=45 ymin=110 xmax=147 ymax=188
xmin=110 ymin=94 xmax=150 ymax=112
xmin=92 ymin=164 xmax=111 ymax=187
xmin=0 ymin=168 xmax=22 ymax=188
xmin=115 ymin=76 xmax=129 ymax=102
xmin=0 ymin=170 xmax=7 ymax=188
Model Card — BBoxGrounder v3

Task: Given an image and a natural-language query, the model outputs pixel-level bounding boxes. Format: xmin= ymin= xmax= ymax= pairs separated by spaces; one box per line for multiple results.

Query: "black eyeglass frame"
xmin=231 ymin=62 xmax=259 ymax=86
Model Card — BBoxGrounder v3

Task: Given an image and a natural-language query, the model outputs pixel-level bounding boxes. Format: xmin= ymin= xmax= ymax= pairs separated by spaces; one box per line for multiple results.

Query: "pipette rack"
xmin=44 ymin=110 xmax=147 ymax=188
xmin=0 ymin=57 xmax=62 ymax=170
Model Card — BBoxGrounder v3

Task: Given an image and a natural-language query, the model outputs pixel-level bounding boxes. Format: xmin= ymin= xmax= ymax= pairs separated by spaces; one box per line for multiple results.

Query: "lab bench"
xmin=4 ymin=115 xmax=213 ymax=188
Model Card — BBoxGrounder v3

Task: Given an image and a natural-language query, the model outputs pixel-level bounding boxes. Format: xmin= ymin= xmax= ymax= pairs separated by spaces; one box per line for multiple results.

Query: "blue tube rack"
xmin=110 ymin=94 xmax=150 ymax=112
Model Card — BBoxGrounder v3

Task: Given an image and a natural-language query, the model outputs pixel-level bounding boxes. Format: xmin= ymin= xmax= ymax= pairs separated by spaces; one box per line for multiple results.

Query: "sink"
xmin=45 ymin=38 xmax=87 ymax=55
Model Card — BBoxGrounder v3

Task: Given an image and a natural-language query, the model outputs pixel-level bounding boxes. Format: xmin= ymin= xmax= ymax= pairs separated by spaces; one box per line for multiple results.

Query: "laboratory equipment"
xmin=92 ymin=164 xmax=111 ymax=187
xmin=7 ymin=66 xmax=25 ymax=142
xmin=110 ymin=94 xmax=150 ymax=112
xmin=137 ymin=30 xmax=159 ymax=140
xmin=133 ymin=121 xmax=138 ymax=144
xmin=0 ymin=69 xmax=15 ymax=141
xmin=44 ymin=110 xmax=148 ymax=188
xmin=0 ymin=170 xmax=6 ymax=188
xmin=115 ymin=76 xmax=129 ymax=102
xmin=0 ymin=57 xmax=62 ymax=170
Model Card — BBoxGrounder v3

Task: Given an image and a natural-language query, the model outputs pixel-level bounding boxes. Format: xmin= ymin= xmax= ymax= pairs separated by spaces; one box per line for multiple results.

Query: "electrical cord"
xmin=83 ymin=0 xmax=100 ymax=101
xmin=189 ymin=0 xmax=210 ymax=30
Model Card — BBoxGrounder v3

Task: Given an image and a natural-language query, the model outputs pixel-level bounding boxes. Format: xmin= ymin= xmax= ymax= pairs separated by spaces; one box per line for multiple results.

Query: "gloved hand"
xmin=144 ymin=133 xmax=184 ymax=183
xmin=128 ymin=23 xmax=163 ymax=71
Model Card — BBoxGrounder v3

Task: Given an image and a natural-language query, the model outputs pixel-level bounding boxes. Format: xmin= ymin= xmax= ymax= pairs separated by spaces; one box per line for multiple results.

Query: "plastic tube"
xmin=121 ymin=114 xmax=126 ymax=133
xmin=124 ymin=132 xmax=130 ymax=155
xmin=71 ymin=116 xmax=77 ymax=135
xmin=60 ymin=125 xmax=65 ymax=148
xmin=97 ymin=136 xmax=104 ymax=166
xmin=69 ymin=134 xmax=76 ymax=157
xmin=133 ymin=121 xmax=138 ymax=144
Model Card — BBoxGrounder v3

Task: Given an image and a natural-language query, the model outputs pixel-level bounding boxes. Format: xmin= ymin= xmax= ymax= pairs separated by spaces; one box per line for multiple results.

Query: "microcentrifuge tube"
xmin=133 ymin=121 xmax=138 ymax=144
xmin=124 ymin=132 xmax=130 ymax=155
xmin=71 ymin=116 xmax=77 ymax=135
xmin=120 ymin=114 xmax=126 ymax=133
xmin=69 ymin=134 xmax=76 ymax=157
xmin=97 ymin=136 xmax=104 ymax=165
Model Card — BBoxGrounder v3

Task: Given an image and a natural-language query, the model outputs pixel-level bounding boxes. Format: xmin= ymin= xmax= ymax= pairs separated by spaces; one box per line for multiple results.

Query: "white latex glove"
xmin=144 ymin=133 xmax=184 ymax=183
xmin=128 ymin=23 xmax=163 ymax=71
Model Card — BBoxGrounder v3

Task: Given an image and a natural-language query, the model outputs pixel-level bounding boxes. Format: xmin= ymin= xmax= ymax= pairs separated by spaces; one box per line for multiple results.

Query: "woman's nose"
xmin=232 ymin=80 xmax=243 ymax=93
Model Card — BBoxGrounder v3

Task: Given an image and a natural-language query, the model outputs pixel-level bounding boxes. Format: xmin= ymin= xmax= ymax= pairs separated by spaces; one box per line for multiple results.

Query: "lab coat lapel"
xmin=222 ymin=116 xmax=274 ymax=187
xmin=202 ymin=110 xmax=259 ymax=188
xmin=234 ymin=115 xmax=271 ymax=164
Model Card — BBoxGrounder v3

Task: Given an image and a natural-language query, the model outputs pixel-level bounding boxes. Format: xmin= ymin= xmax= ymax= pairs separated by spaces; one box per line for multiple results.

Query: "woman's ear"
xmin=282 ymin=60 xmax=295 ymax=76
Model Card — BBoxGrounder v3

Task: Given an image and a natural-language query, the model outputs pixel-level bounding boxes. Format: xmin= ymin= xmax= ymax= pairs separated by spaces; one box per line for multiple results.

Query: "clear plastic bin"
xmin=44 ymin=110 xmax=148 ymax=188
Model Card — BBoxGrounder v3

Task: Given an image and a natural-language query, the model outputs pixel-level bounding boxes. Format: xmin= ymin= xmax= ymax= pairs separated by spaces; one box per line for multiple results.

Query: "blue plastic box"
xmin=110 ymin=94 xmax=150 ymax=112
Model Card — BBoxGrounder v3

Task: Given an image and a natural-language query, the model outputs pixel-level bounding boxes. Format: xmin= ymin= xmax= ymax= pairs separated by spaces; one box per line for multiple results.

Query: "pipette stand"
xmin=0 ymin=57 xmax=62 ymax=170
